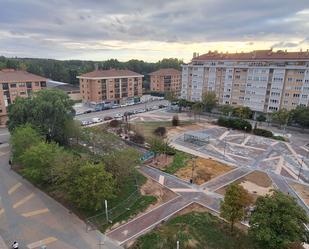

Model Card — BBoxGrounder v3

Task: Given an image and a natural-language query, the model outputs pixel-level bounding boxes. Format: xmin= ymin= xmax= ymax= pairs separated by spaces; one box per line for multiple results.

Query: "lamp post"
xmin=191 ymin=157 xmax=196 ymax=184
xmin=244 ymin=126 xmax=247 ymax=140
xmin=176 ymin=240 xmax=179 ymax=249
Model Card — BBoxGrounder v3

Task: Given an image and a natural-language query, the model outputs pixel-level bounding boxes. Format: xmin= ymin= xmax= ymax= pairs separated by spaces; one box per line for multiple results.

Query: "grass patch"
xmin=131 ymin=212 xmax=256 ymax=249
xmin=164 ymin=151 xmax=192 ymax=174
xmin=272 ymin=135 xmax=289 ymax=142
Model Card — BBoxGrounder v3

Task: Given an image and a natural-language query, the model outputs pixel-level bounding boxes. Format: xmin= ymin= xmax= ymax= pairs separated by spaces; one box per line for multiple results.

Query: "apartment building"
xmin=0 ymin=69 xmax=47 ymax=123
xmin=149 ymin=68 xmax=181 ymax=96
xmin=77 ymin=69 xmax=143 ymax=104
xmin=181 ymin=50 xmax=309 ymax=113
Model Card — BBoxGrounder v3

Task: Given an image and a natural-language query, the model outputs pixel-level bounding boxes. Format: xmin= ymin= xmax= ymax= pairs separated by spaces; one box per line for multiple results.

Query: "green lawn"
xmin=131 ymin=212 xmax=256 ymax=249
xmin=164 ymin=151 xmax=192 ymax=174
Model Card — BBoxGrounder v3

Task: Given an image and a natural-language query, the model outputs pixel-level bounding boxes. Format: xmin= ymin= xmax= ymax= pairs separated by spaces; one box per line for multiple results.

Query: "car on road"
xmin=81 ymin=120 xmax=92 ymax=126
xmin=112 ymin=104 xmax=120 ymax=109
xmin=104 ymin=116 xmax=113 ymax=121
xmin=83 ymin=109 xmax=92 ymax=114
xmin=120 ymin=103 xmax=127 ymax=107
xmin=92 ymin=117 xmax=103 ymax=123
xmin=159 ymin=104 xmax=167 ymax=108
xmin=114 ymin=113 xmax=123 ymax=118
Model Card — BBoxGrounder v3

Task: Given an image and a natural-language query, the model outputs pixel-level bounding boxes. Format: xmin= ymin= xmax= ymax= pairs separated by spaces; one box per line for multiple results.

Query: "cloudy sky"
xmin=1 ymin=0 xmax=309 ymax=62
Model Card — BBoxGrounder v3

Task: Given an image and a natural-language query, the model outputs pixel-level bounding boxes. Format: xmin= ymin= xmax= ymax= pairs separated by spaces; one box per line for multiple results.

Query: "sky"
xmin=0 ymin=0 xmax=309 ymax=62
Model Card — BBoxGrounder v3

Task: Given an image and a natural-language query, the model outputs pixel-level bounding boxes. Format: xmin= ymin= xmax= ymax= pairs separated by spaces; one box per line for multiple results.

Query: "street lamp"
xmin=191 ymin=157 xmax=196 ymax=184
xmin=244 ymin=126 xmax=247 ymax=139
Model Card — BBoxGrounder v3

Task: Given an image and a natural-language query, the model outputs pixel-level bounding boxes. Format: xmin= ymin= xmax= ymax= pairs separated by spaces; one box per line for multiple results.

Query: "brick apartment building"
xmin=149 ymin=68 xmax=181 ymax=96
xmin=181 ymin=49 xmax=309 ymax=113
xmin=77 ymin=69 xmax=143 ymax=104
xmin=0 ymin=69 xmax=47 ymax=124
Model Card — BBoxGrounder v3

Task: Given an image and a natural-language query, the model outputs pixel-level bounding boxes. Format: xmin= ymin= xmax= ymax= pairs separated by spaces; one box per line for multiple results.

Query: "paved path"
xmin=0 ymin=144 xmax=122 ymax=249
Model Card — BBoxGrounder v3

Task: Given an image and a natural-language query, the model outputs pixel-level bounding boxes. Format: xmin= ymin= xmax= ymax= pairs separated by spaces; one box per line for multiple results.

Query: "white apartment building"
xmin=181 ymin=50 xmax=309 ymax=113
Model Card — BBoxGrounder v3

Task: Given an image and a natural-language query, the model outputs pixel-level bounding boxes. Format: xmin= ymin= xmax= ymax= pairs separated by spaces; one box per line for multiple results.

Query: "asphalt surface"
xmin=75 ymin=100 xmax=169 ymax=122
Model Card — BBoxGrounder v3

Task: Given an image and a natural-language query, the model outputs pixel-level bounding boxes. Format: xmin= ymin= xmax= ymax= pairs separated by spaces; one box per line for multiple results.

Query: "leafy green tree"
xmin=8 ymin=89 xmax=74 ymax=144
xmin=233 ymin=107 xmax=252 ymax=120
xmin=165 ymin=92 xmax=176 ymax=102
xmin=220 ymin=184 xmax=252 ymax=233
xmin=249 ymin=190 xmax=309 ymax=249
xmin=219 ymin=104 xmax=234 ymax=116
xmin=271 ymin=108 xmax=290 ymax=128
xmin=202 ymin=91 xmax=217 ymax=112
xmin=290 ymin=106 xmax=309 ymax=129
xmin=20 ymin=141 xmax=65 ymax=184
xmin=103 ymin=148 xmax=140 ymax=185
xmin=67 ymin=162 xmax=115 ymax=211
xmin=10 ymin=124 xmax=42 ymax=162
xmin=256 ymin=114 xmax=266 ymax=122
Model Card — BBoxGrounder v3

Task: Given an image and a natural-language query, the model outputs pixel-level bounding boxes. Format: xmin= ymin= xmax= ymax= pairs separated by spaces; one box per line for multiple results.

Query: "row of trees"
xmin=220 ymin=184 xmax=309 ymax=249
xmin=175 ymin=91 xmax=309 ymax=129
xmin=0 ymin=56 xmax=182 ymax=85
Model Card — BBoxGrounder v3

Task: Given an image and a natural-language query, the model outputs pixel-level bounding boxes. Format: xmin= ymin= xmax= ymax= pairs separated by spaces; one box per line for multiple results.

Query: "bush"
xmin=130 ymin=133 xmax=145 ymax=144
xmin=253 ymin=128 xmax=273 ymax=137
xmin=110 ymin=119 xmax=120 ymax=127
xmin=153 ymin=126 xmax=167 ymax=137
xmin=172 ymin=115 xmax=179 ymax=126
xmin=272 ymin=135 xmax=288 ymax=142
xmin=256 ymin=115 xmax=266 ymax=122
xmin=217 ymin=117 xmax=252 ymax=132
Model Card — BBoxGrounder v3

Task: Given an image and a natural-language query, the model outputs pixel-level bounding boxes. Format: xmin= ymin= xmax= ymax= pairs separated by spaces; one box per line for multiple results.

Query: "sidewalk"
xmin=0 ymin=235 xmax=8 ymax=249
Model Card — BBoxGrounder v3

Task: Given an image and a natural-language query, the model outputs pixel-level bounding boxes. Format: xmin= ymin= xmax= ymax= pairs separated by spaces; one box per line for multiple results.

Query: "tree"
xmin=172 ymin=115 xmax=179 ymax=126
xmin=10 ymin=124 xmax=42 ymax=162
xmin=130 ymin=132 xmax=145 ymax=144
xmin=249 ymin=190 xmax=309 ymax=249
xmin=153 ymin=126 xmax=167 ymax=137
xmin=165 ymin=92 xmax=176 ymax=102
xmin=67 ymin=162 xmax=115 ymax=211
xmin=103 ymin=148 xmax=140 ymax=185
xmin=220 ymin=183 xmax=252 ymax=233
xmin=271 ymin=108 xmax=290 ymax=128
xmin=63 ymin=119 xmax=82 ymax=144
xmin=8 ymin=89 xmax=74 ymax=144
xmin=233 ymin=107 xmax=252 ymax=120
xmin=256 ymin=114 xmax=266 ymax=122
xmin=219 ymin=105 xmax=234 ymax=116
xmin=20 ymin=142 xmax=65 ymax=184
xmin=290 ymin=106 xmax=309 ymax=129
xmin=192 ymin=102 xmax=203 ymax=120
xmin=202 ymin=91 xmax=217 ymax=112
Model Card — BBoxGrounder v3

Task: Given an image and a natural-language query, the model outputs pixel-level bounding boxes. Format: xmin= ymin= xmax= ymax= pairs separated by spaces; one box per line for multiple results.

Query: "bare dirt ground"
xmin=175 ymin=157 xmax=234 ymax=185
xmin=140 ymin=177 xmax=177 ymax=211
xmin=216 ymin=171 xmax=274 ymax=201
xmin=290 ymin=182 xmax=309 ymax=206
xmin=148 ymin=154 xmax=174 ymax=170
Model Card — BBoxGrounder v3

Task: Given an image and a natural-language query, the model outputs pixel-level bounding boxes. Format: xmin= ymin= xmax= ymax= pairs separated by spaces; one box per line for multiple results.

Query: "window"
xmin=293 ymin=94 xmax=300 ymax=98
xmin=35 ymin=82 xmax=39 ymax=86
xmin=19 ymin=83 xmax=25 ymax=87
xmin=10 ymin=84 xmax=17 ymax=88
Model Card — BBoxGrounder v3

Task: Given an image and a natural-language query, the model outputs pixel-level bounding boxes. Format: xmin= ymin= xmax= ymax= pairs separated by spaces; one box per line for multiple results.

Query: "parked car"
xmin=114 ymin=113 xmax=123 ymax=118
xmin=112 ymin=104 xmax=120 ymax=109
xmin=104 ymin=116 xmax=113 ymax=121
xmin=120 ymin=103 xmax=127 ymax=107
xmin=84 ymin=109 xmax=92 ymax=114
xmin=81 ymin=120 xmax=92 ymax=126
xmin=92 ymin=117 xmax=103 ymax=123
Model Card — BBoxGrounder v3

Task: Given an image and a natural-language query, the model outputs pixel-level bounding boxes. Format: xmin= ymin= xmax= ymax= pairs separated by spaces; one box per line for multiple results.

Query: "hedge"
xmin=217 ymin=117 xmax=252 ymax=132
xmin=253 ymin=128 xmax=273 ymax=137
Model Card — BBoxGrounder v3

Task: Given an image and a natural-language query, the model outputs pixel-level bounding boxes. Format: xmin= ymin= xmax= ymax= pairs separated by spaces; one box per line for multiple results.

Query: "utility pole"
xmin=244 ymin=126 xmax=247 ymax=139
xmin=105 ymin=200 xmax=109 ymax=223
xmin=176 ymin=240 xmax=179 ymax=249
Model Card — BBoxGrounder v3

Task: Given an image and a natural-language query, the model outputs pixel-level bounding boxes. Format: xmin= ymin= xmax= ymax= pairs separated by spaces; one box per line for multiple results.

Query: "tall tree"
xmin=271 ymin=108 xmax=290 ymax=128
xmin=192 ymin=102 xmax=203 ymax=120
xmin=202 ymin=91 xmax=217 ymax=112
xmin=233 ymin=107 xmax=252 ymax=120
xmin=8 ymin=89 xmax=74 ymax=144
xmin=10 ymin=124 xmax=42 ymax=163
xmin=67 ymin=162 xmax=115 ymax=211
xmin=219 ymin=104 xmax=234 ymax=116
xmin=290 ymin=106 xmax=309 ymax=129
xmin=249 ymin=190 xmax=309 ymax=249
xmin=220 ymin=183 xmax=252 ymax=233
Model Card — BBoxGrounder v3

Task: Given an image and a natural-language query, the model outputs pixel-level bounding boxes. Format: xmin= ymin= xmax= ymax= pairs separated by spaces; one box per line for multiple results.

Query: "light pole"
xmin=244 ymin=126 xmax=247 ymax=140
xmin=224 ymin=138 xmax=227 ymax=158
xmin=105 ymin=200 xmax=109 ymax=223
xmin=191 ymin=157 xmax=196 ymax=184
xmin=176 ymin=240 xmax=179 ymax=249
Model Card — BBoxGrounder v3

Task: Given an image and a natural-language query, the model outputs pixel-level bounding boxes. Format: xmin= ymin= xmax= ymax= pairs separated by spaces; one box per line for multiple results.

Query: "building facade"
xmin=77 ymin=69 xmax=143 ymax=104
xmin=181 ymin=50 xmax=309 ymax=113
xmin=0 ymin=69 xmax=47 ymax=124
xmin=149 ymin=68 xmax=181 ymax=96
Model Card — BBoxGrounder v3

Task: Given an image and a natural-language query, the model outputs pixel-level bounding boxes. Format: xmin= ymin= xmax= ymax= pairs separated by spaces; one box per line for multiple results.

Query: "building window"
xmin=10 ymin=83 xmax=17 ymax=88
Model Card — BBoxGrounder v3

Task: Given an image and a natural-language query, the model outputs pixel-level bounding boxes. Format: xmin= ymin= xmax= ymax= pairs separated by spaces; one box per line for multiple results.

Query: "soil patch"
xmin=148 ymin=154 xmax=174 ymax=170
xmin=216 ymin=171 xmax=273 ymax=201
xmin=290 ymin=182 xmax=309 ymax=206
xmin=140 ymin=177 xmax=177 ymax=211
xmin=175 ymin=157 xmax=233 ymax=185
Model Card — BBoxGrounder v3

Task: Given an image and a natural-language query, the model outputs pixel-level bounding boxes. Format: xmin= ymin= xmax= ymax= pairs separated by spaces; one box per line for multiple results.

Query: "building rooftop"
xmin=193 ymin=49 xmax=309 ymax=61
xmin=55 ymin=84 xmax=80 ymax=92
xmin=78 ymin=69 xmax=143 ymax=78
xmin=0 ymin=69 xmax=47 ymax=83
xmin=149 ymin=68 xmax=181 ymax=76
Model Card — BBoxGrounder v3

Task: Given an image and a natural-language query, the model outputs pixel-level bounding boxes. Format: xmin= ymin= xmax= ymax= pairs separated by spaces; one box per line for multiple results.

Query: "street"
xmin=74 ymin=100 xmax=169 ymax=122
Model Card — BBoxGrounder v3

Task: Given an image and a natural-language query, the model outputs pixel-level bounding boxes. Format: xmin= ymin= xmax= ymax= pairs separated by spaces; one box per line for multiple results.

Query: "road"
xmin=75 ymin=100 xmax=169 ymax=122
xmin=0 ymin=128 xmax=122 ymax=249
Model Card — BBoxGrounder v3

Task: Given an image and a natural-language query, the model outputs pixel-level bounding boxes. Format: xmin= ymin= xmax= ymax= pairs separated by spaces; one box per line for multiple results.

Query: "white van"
xmin=92 ymin=117 xmax=103 ymax=123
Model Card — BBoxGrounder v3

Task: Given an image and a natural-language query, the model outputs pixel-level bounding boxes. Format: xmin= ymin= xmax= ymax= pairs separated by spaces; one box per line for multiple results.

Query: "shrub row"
xmin=253 ymin=128 xmax=273 ymax=137
xmin=217 ymin=117 xmax=252 ymax=132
